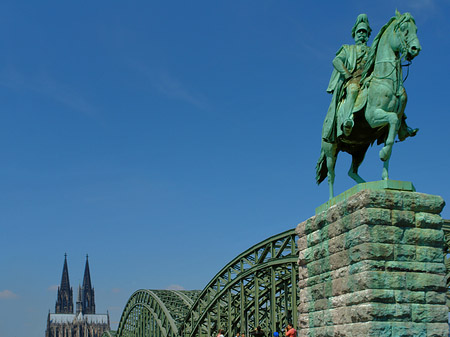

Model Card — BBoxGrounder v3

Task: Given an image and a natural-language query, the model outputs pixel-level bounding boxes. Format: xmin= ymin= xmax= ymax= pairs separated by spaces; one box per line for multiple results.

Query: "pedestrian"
xmin=250 ymin=326 xmax=265 ymax=337
xmin=284 ymin=324 xmax=296 ymax=337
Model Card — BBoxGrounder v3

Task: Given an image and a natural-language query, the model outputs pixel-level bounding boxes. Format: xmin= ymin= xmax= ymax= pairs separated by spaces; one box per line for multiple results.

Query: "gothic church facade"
xmin=45 ymin=255 xmax=110 ymax=337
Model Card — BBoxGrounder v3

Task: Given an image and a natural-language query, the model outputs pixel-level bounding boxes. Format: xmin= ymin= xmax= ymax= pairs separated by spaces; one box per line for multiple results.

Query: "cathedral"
xmin=45 ymin=255 xmax=111 ymax=337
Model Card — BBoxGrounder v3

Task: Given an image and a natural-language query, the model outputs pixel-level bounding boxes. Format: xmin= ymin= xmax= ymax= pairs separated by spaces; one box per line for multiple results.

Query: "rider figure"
xmin=336 ymin=14 xmax=370 ymax=137
xmin=322 ymin=14 xmax=418 ymax=143
xmin=322 ymin=14 xmax=371 ymax=141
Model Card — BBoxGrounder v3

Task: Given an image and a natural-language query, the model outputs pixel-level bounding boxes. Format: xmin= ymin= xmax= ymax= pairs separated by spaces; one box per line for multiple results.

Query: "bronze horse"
xmin=316 ymin=11 xmax=421 ymax=199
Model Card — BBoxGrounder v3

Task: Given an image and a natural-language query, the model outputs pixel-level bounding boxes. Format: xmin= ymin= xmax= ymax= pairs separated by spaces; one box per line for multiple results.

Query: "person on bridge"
xmin=250 ymin=326 xmax=265 ymax=337
xmin=284 ymin=323 xmax=297 ymax=337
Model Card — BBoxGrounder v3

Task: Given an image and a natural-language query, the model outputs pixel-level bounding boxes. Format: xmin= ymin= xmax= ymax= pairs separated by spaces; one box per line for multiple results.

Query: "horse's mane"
xmin=361 ymin=13 xmax=415 ymax=84
xmin=360 ymin=17 xmax=396 ymax=84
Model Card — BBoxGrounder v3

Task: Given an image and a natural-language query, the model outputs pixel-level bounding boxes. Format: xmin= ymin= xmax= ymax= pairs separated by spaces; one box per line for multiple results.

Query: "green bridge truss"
xmin=107 ymin=228 xmax=298 ymax=337
xmin=104 ymin=221 xmax=450 ymax=337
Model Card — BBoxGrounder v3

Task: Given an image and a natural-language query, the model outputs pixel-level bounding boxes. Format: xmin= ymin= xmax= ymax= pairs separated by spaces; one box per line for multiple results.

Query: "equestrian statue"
xmin=316 ymin=11 xmax=421 ymax=199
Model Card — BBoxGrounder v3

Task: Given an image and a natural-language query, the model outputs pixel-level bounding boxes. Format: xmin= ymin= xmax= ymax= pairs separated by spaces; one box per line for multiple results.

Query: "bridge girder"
xmin=113 ymin=228 xmax=298 ymax=337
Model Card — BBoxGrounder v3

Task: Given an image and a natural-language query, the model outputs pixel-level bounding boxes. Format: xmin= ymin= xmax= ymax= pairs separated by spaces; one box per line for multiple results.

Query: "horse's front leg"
xmin=379 ymin=111 xmax=400 ymax=162
xmin=366 ymin=108 xmax=400 ymax=161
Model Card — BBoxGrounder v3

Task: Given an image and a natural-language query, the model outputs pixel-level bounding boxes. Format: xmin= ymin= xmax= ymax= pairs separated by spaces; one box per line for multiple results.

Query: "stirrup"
xmin=344 ymin=119 xmax=354 ymax=128
xmin=342 ymin=119 xmax=354 ymax=136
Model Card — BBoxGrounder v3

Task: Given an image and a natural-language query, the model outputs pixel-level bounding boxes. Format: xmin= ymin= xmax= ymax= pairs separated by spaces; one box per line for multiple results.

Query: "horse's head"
xmin=393 ymin=11 xmax=421 ymax=61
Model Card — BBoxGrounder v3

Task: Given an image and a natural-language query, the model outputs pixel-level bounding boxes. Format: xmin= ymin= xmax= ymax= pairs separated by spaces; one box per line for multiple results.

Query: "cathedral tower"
xmin=46 ymin=254 xmax=110 ymax=337
xmin=80 ymin=254 xmax=96 ymax=314
xmin=55 ymin=254 xmax=73 ymax=314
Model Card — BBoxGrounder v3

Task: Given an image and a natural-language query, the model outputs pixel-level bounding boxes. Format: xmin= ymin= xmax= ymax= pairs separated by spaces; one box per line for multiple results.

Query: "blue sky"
xmin=1 ymin=1 xmax=449 ymax=336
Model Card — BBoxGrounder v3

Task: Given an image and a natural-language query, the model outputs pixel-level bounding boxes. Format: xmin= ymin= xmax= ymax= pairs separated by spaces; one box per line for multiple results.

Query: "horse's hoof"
xmin=379 ymin=147 xmax=390 ymax=161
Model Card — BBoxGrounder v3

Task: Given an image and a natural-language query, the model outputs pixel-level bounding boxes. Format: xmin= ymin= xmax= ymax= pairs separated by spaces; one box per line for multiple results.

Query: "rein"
xmin=370 ymin=16 xmax=414 ymax=95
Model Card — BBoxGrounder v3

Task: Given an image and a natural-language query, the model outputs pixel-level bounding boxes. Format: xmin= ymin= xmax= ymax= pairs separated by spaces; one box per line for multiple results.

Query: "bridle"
xmin=371 ymin=15 xmax=416 ymax=94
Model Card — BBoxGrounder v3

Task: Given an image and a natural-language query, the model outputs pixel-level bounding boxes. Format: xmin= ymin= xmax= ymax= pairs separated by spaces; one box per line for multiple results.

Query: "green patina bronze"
xmin=316 ymin=11 xmax=421 ymax=200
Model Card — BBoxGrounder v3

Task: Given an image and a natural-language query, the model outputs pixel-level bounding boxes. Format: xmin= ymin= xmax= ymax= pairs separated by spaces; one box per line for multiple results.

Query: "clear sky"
xmin=1 ymin=1 xmax=449 ymax=336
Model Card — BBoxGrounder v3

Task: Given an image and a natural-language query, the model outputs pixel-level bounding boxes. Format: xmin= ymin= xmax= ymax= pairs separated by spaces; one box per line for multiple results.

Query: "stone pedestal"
xmin=296 ymin=186 xmax=448 ymax=337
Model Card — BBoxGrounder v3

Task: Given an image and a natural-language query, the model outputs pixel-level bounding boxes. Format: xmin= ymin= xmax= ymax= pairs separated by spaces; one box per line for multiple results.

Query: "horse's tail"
xmin=316 ymin=147 xmax=328 ymax=185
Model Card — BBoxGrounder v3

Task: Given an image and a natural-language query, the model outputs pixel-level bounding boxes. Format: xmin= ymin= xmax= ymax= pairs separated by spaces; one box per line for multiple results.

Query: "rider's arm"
xmin=332 ymin=46 xmax=352 ymax=80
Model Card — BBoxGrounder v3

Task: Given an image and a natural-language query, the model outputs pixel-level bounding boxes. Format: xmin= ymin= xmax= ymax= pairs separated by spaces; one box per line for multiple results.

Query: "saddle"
xmin=352 ymin=85 xmax=368 ymax=113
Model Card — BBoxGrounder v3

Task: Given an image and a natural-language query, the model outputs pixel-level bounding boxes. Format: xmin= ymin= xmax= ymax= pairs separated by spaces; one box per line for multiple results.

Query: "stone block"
xmin=297 ymin=313 xmax=309 ymax=328
xmin=394 ymin=290 xmax=425 ymax=304
xmin=296 ymin=215 xmax=316 ymax=237
xmin=415 ymin=246 xmax=445 ymax=263
xmin=331 ymin=289 xmax=395 ymax=308
xmin=411 ymin=193 xmax=445 ymax=214
xmin=298 ymin=265 xmax=308 ymax=280
xmin=349 ymin=190 xmax=445 ymax=214
xmin=415 ymin=212 xmax=444 ymax=229
xmin=390 ymin=322 xmax=427 ymax=337
xmin=372 ymin=303 xmax=412 ymax=321
xmin=385 ymin=261 xmax=446 ymax=274
xmin=348 ymin=242 xmax=394 ymax=262
xmin=425 ymin=291 xmax=447 ymax=305
xmin=328 ymin=250 xmax=350 ymax=271
xmin=328 ymin=233 xmax=345 ymax=255
xmin=424 ymin=323 xmax=450 ymax=337
xmin=402 ymin=228 xmax=444 ymax=246
xmin=297 ymin=236 xmax=308 ymax=251
xmin=394 ymin=244 xmax=416 ymax=261
xmin=392 ymin=209 xmax=415 ymax=227
xmin=405 ymin=273 xmax=446 ymax=292
xmin=369 ymin=225 xmax=403 ymax=244
xmin=342 ymin=224 xmax=371 ymax=249
xmin=347 ymin=260 xmax=386 ymax=275
xmin=411 ymin=304 xmax=449 ymax=323
xmin=306 ymin=229 xmax=323 ymax=248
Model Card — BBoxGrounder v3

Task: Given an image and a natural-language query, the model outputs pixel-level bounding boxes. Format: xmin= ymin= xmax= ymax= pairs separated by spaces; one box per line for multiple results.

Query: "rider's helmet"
xmin=352 ymin=14 xmax=372 ymax=38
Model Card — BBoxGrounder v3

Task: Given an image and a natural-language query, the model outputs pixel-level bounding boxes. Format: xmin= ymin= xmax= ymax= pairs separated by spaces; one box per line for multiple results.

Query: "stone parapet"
xmin=296 ymin=187 xmax=448 ymax=337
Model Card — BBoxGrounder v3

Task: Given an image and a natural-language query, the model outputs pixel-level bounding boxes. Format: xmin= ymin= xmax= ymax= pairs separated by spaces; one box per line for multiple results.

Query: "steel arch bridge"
xmin=107 ymin=228 xmax=298 ymax=337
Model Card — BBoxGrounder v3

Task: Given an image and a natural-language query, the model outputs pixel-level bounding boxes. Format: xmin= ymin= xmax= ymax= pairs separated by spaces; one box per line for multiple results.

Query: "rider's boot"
xmin=342 ymin=117 xmax=354 ymax=137
xmin=407 ymin=127 xmax=419 ymax=137
xmin=398 ymin=121 xmax=419 ymax=141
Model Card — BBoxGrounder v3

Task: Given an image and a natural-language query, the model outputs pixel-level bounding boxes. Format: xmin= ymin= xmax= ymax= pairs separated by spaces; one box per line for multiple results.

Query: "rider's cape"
xmin=322 ymin=44 xmax=359 ymax=143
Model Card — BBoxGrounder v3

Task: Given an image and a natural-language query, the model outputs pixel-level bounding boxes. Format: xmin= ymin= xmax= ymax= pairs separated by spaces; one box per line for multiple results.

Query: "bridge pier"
xmin=296 ymin=185 xmax=448 ymax=336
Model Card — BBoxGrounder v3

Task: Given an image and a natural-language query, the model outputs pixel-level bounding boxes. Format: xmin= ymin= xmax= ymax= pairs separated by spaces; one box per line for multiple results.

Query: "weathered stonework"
xmin=296 ymin=188 xmax=448 ymax=337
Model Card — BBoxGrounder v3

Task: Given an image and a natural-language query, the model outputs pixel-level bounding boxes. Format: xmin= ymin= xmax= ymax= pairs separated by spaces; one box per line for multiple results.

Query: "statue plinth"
xmin=296 ymin=185 xmax=448 ymax=336
xmin=315 ymin=180 xmax=416 ymax=214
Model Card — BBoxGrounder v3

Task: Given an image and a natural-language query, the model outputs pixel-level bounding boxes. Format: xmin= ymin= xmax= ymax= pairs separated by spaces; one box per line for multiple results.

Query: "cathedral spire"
xmin=55 ymin=254 xmax=74 ymax=314
xmin=81 ymin=254 xmax=95 ymax=314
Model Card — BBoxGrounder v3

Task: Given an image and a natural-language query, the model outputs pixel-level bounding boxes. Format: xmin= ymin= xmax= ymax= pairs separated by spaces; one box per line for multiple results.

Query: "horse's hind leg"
xmin=348 ymin=146 xmax=369 ymax=184
xmin=382 ymin=158 xmax=389 ymax=180
xmin=323 ymin=142 xmax=338 ymax=199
